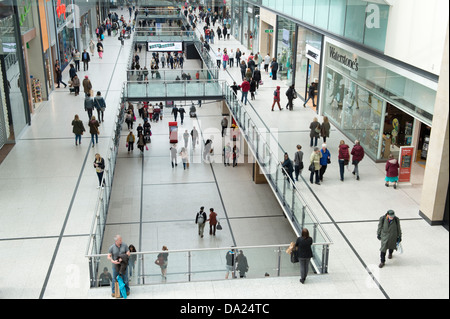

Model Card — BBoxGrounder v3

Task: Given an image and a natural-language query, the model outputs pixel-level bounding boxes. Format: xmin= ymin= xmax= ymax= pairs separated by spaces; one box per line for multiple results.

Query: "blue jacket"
xmin=320 ymin=149 xmax=331 ymax=166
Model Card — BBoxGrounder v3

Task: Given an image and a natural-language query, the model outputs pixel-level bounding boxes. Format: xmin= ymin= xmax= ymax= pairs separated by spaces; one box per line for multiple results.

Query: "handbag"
xmin=309 ymin=163 xmax=315 ymax=172
xmin=396 ymin=242 xmax=404 ymax=254
xmin=216 ymin=222 xmax=222 ymax=230
xmin=290 ymin=248 xmax=299 ymax=264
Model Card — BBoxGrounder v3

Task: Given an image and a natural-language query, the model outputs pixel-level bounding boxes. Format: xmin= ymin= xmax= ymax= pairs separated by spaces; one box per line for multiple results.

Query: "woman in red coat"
xmin=385 ymin=154 xmax=400 ymax=189
xmin=207 ymin=208 xmax=218 ymax=236
xmin=338 ymin=140 xmax=350 ymax=181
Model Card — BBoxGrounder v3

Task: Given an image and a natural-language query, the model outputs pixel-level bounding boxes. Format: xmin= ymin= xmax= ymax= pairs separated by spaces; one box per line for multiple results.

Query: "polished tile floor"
xmin=0 ymin=8 xmax=448 ymax=299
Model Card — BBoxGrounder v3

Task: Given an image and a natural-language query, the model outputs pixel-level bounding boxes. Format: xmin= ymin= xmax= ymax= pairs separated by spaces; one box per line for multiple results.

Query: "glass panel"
xmin=292 ymin=0 xmax=304 ymax=20
xmin=303 ymin=0 xmax=316 ymax=25
xmin=363 ymin=4 xmax=389 ymax=51
xmin=328 ymin=0 xmax=346 ymax=36
xmin=344 ymin=0 xmax=367 ymax=44
xmin=314 ymin=0 xmax=330 ymax=30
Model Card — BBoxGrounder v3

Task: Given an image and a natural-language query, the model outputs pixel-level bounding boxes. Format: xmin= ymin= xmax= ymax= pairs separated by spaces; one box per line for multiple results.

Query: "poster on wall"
xmin=147 ymin=42 xmax=183 ymax=52
xmin=399 ymin=146 xmax=415 ymax=183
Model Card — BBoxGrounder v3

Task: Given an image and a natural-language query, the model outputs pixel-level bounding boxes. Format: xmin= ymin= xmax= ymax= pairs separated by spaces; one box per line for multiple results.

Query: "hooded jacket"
xmin=385 ymin=158 xmax=399 ymax=177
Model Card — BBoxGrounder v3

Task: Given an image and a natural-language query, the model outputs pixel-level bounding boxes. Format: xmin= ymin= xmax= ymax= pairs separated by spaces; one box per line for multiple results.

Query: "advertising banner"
xmin=399 ymin=146 xmax=414 ymax=183
xmin=147 ymin=42 xmax=183 ymax=52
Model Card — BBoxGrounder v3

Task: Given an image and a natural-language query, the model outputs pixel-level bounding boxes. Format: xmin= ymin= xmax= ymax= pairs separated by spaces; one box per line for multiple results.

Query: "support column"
xmin=419 ymin=24 xmax=449 ymax=225
xmin=253 ymin=161 xmax=267 ymax=184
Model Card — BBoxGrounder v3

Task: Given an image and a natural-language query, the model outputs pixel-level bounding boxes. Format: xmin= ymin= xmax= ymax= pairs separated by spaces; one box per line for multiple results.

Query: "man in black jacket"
xmin=195 ymin=207 xmax=207 ymax=238
xmin=82 ymin=49 xmax=90 ymax=71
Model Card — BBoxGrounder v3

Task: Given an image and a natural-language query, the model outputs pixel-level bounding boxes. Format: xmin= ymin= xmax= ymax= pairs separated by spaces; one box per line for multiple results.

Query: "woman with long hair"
xmin=295 ymin=228 xmax=313 ymax=284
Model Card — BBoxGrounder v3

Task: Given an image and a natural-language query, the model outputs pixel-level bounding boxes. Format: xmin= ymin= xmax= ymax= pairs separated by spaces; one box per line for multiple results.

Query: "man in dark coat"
xmin=377 ymin=210 xmax=402 ymax=268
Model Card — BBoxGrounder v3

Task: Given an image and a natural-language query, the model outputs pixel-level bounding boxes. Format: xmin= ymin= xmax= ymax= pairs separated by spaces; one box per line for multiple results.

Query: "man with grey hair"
xmin=107 ymin=235 xmax=131 ymax=297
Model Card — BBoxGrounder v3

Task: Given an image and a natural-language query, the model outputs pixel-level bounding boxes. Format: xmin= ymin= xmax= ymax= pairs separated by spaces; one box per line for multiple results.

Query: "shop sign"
xmin=398 ymin=146 xmax=415 ymax=183
xmin=306 ymin=44 xmax=321 ymax=65
xmin=329 ymin=45 xmax=359 ymax=72
xmin=265 ymin=29 xmax=274 ymax=33
xmin=147 ymin=42 xmax=183 ymax=52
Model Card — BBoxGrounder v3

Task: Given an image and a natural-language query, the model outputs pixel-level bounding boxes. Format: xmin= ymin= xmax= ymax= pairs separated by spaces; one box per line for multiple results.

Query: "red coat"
xmin=240 ymin=80 xmax=250 ymax=93
xmin=385 ymin=159 xmax=399 ymax=177
xmin=351 ymin=145 xmax=365 ymax=162
xmin=208 ymin=212 xmax=217 ymax=225
xmin=338 ymin=144 xmax=350 ymax=160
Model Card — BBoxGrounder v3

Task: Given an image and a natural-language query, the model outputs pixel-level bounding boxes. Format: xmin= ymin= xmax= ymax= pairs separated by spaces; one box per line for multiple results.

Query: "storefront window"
xmin=322 ymin=67 xmax=383 ymax=159
xmin=276 ymin=16 xmax=296 ymax=86
xmin=0 ymin=12 xmax=29 ymax=143
xmin=295 ymin=26 xmax=322 ymax=101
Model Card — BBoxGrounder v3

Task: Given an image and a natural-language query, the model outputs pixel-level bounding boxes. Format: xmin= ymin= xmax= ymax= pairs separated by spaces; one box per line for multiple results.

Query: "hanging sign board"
xmin=147 ymin=42 xmax=183 ymax=52
xmin=398 ymin=146 xmax=414 ymax=183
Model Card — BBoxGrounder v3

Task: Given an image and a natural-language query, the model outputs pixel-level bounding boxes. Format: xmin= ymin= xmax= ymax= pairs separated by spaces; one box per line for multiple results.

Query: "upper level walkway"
xmin=0 ymin=7 xmax=447 ymax=299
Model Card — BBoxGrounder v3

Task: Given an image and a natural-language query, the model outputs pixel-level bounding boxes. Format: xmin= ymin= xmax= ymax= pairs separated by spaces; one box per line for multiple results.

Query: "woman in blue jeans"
xmin=338 ymin=140 xmax=350 ymax=181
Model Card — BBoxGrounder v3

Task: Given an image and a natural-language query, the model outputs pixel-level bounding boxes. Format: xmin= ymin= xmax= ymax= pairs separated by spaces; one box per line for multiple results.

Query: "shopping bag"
xmin=114 ymin=281 xmax=120 ymax=298
xmin=116 ymin=275 xmax=127 ymax=299
xmin=396 ymin=242 xmax=404 ymax=254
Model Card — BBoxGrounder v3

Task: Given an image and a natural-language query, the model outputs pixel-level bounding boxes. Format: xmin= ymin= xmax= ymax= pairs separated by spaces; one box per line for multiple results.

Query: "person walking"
xmin=178 ymin=106 xmax=186 ymax=125
xmin=281 ymin=152 xmax=295 ymax=185
xmin=137 ymin=132 xmax=146 ymax=153
xmin=222 ymin=50 xmax=229 ymax=70
xmin=126 ymin=131 xmax=135 ymax=153
xmin=295 ymin=228 xmax=313 ymax=284
xmin=239 ymin=78 xmax=250 ymax=105
xmin=180 ymin=147 xmax=189 ymax=170
xmin=97 ymin=40 xmax=104 ymax=59
xmin=385 ymin=154 xmax=400 ymax=189
xmin=236 ymin=250 xmax=249 ymax=278
xmin=377 ymin=210 xmax=402 ymax=268
xmin=351 ymin=140 xmax=365 ymax=181
xmin=232 ymin=144 xmax=239 ymax=167
xmin=71 ymin=75 xmax=80 ymax=96
xmin=321 ymin=116 xmax=331 ymax=143
xmin=294 ymin=145 xmax=304 ymax=182
xmin=170 ymin=144 xmax=178 ymax=168
xmin=55 ymin=65 xmax=67 ymax=88
xmin=207 ymin=208 xmax=218 ymax=236
xmin=156 ymin=246 xmax=169 ymax=280
xmin=309 ymin=118 xmax=320 ymax=147
xmin=338 ymin=140 xmax=350 ymax=181
xmin=93 ymin=153 xmax=105 ymax=188
xmin=89 ymin=115 xmax=100 ymax=147
xmin=94 ymin=91 xmax=106 ymax=123
xmin=82 ymin=75 xmax=92 ymax=97
xmin=171 ymin=105 xmax=179 ymax=122
xmin=235 ymin=48 xmax=242 ymax=66
xmin=319 ymin=144 xmax=331 ymax=182
xmin=89 ymin=39 xmax=95 ymax=56
xmin=183 ymin=130 xmax=190 ymax=149
xmin=223 ymin=143 xmax=232 ymax=167
xmin=216 ymin=48 xmax=222 ymax=68
xmin=250 ymin=78 xmax=257 ymax=100
xmin=84 ymin=92 xmax=95 ymax=121
xmin=73 ymin=49 xmax=81 ymax=71
xmin=239 ymin=60 xmax=247 ymax=81
xmin=309 ymin=147 xmax=322 ymax=185
xmin=195 ymin=207 xmax=207 ymax=238
xmin=69 ymin=63 xmax=77 ymax=81
xmin=72 ymin=114 xmax=85 ymax=146
xmin=271 ymin=86 xmax=282 ymax=111
xmin=304 ymin=82 xmax=317 ymax=107
xmin=270 ymin=58 xmax=279 ymax=80
xmin=82 ymin=49 xmax=91 ymax=71
xmin=107 ymin=235 xmax=130 ymax=297
xmin=221 ymin=116 xmax=229 ymax=137
xmin=264 ymin=53 xmax=271 ymax=73
xmin=285 ymin=85 xmax=297 ymax=111
xmin=191 ymin=127 xmax=199 ymax=149
xmin=225 ymin=248 xmax=236 ymax=279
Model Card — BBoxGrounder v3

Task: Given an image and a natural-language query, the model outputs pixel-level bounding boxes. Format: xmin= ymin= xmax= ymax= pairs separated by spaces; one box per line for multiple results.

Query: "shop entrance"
xmin=382 ymin=103 xmax=415 ymax=159
xmin=416 ymin=123 xmax=431 ymax=167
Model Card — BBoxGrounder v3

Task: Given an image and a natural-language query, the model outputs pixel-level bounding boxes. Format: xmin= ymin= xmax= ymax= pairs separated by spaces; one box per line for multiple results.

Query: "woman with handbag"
xmin=309 ymin=147 xmax=322 ymax=185
xmin=309 ymin=117 xmax=321 ymax=147
xmin=88 ymin=115 xmax=100 ymax=147
xmin=207 ymin=208 xmax=218 ymax=236
xmin=72 ymin=114 xmax=85 ymax=146
xmin=97 ymin=40 xmax=104 ymax=59
xmin=295 ymin=228 xmax=313 ymax=284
